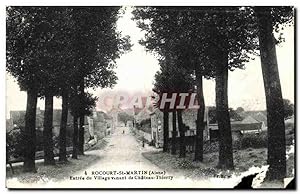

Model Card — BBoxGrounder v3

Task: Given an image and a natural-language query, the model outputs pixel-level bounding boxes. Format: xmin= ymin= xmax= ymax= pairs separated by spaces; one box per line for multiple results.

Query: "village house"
xmin=9 ymin=107 xmax=116 ymax=151
xmin=208 ymin=117 xmax=263 ymax=141
xmin=87 ymin=110 xmax=113 ymax=141
xmin=51 ymin=109 xmax=76 ymax=136
xmin=9 ymin=108 xmax=42 ymax=131
xmin=149 ymin=107 xmax=266 ymax=148
xmin=8 ymin=108 xmax=112 ymax=145
xmin=130 ymin=95 xmax=156 ymax=143
xmin=8 ymin=108 xmax=75 ymax=152
xmin=132 ymin=105 xmax=153 ymax=142
xmin=107 ymin=106 xmax=123 ymax=129
xmin=134 ymin=106 xmax=152 ymax=124
xmin=149 ymin=108 xmax=209 ymax=148
xmin=238 ymin=110 xmax=267 ymax=131
xmin=9 ymin=108 xmax=74 ymax=134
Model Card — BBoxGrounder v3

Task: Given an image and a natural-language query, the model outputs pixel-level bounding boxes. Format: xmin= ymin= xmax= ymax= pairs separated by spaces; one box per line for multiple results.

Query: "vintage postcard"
xmin=5 ymin=6 xmax=295 ymax=189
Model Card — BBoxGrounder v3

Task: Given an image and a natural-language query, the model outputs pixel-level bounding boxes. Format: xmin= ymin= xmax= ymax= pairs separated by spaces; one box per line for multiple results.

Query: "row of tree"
xmin=7 ymin=7 xmax=131 ymax=172
xmin=133 ymin=6 xmax=293 ymax=181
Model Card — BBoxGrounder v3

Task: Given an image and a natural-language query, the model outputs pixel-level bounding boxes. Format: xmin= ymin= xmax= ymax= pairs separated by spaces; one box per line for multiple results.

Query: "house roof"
xmin=231 ymin=122 xmax=262 ymax=131
xmin=149 ymin=107 xmax=208 ymax=130
xmin=92 ymin=111 xmax=105 ymax=122
xmin=230 ymin=114 xmax=263 ymax=131
xmin=209 ymin=122 xmax=262 ymax=131
xmin=133 ymin=96 xmax=155 ymax=115
xmin=150 ymin=107 xmax=161 ymax=115
xmin=122 ymin=108 xmax=135 ymax=116
xmin=103 ymin=112 xmax=113 ymax=120
xmin=10 ymin=109 xmax=45 ymax=128
xmin=238 ymin=111 xmax=267 ymax=125
xmin=91 ymin=111 xmax=112 ymax=122
xmin=10 ymin=108 xmax=87 ymax=128
xmin=240 ymin=115 xmax=260 ymax=124
xmin=149 ymin=107 xmax=263 ymax=131
xmin=135 ymin=107 xmax=152 ymax=123
xmin=107 ymin=106 xmax=123 ymax=116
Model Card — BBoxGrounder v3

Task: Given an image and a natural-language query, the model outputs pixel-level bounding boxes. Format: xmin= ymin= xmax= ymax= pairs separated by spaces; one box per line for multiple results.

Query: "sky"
xmin=5 ymin=6 xmax=295 ymax=117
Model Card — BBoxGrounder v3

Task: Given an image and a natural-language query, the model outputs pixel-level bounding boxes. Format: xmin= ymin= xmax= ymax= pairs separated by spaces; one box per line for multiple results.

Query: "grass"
xmin=6 ymin=138 xmax=108 ymax=184
xmin=130 ymin=128 xmax=147 ymax=143
xmin=6 ymin=154 xmax=101 ymax=184
xmin=85 ymin=138 xmax=108 ymax=151
xmin=142 ymin=146 xmax=294 ymax=181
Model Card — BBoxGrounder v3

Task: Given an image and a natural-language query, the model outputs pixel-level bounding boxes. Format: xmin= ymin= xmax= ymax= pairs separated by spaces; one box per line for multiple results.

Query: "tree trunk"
xmin=163 ymin=111 xmax=169 ymax=152
xmin=194 ymin=71 xmax=205 ymax=161
xmin=23 ymin=88 xmax=38 ymax=172
xmin=215 ymin=52 xmax=234 ymax=170
xmin=59 ymin=90 xmax=69 ymax=162
xmin=72 ymin=116 xmax=78 ymax=159
xmin=171 ymin=111 xmax=177 ymax=155
xmin=43 ymin=93 xmax=55 ymax=165
xmin=78 ymin=80 xmax=85 ymax=155
xmin=78 ymin=115 xmax=85 ymax=155
xmin=255 ymin=7 xmax=286 ymax=181
xmin=177 ymin=110 xmax=186 ymax=158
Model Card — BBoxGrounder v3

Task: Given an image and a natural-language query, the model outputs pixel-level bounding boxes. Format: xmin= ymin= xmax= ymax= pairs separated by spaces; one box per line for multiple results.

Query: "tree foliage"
xmin=70 ymin=7 xmax=132 ymax=90
xmin=153 ymin=59 xmax=195 ymax=94
xmin=7 ymin=6 xmax=132 ymax=95
xmin=283 ymin=99 xmax=294 ymax=119
xmin=69 ymin=91 xmax=98 ymax=118
xmin=118 ymin=112 xmax=133 ymax=126
xmin=6 ymin=6 xmax=132 ymax=170
xmin=133 ymin=7 xmax=260 ymax=75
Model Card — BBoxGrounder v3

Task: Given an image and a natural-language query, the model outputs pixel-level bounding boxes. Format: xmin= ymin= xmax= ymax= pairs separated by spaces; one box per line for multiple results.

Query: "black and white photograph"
xmin=3 ymin=3 xmax=296 ymax=189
